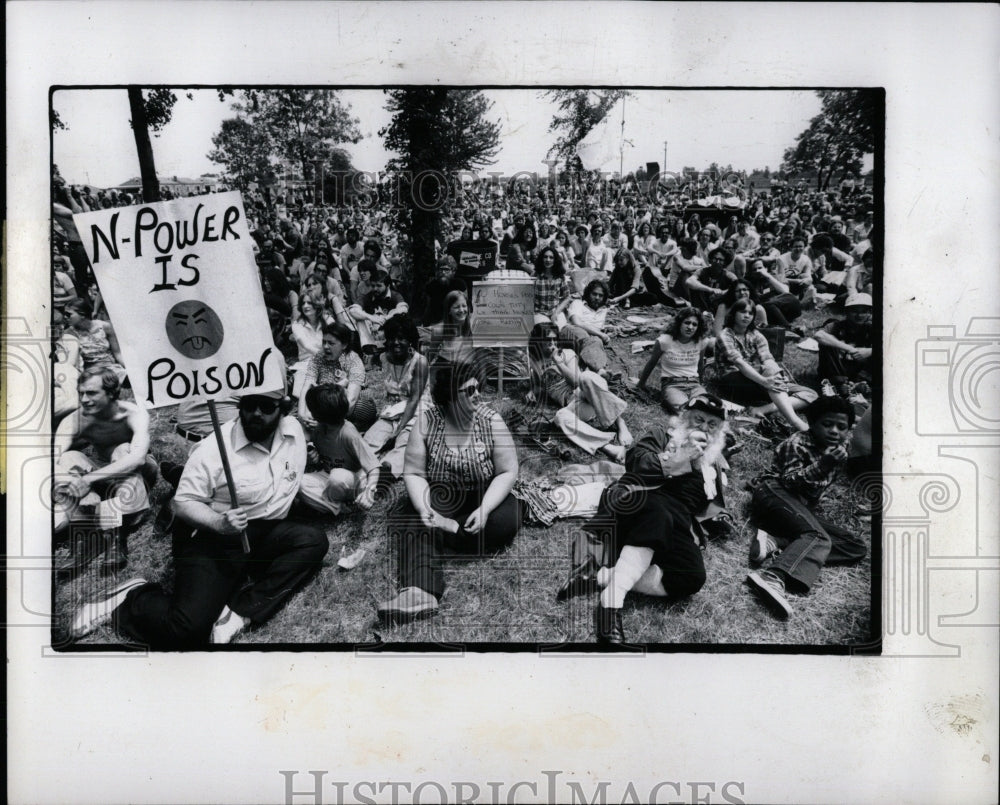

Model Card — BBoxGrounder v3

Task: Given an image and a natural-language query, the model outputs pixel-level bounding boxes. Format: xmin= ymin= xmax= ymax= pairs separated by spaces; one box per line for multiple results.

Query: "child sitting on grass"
xmin=297 ymin=384 xmax=381 ymax=515
xmin=745 ymin=395 xmax=867 ymax=619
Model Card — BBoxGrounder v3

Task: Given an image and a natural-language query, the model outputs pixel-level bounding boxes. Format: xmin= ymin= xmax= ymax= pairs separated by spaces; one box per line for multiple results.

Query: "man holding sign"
xmin=71 ymin=387 xmax=329 ymax=646
xmin=68 ymin=192 xmax=325 ymax=645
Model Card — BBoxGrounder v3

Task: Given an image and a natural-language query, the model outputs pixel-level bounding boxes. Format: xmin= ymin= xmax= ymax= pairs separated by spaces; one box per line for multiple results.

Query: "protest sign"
xmin=447 ymin=239 xmax=498 ymax=279
xmin=72 ymin=192 xmax=282 ymax=408
xmin=470 ymin=279 xmax=534 ymax=347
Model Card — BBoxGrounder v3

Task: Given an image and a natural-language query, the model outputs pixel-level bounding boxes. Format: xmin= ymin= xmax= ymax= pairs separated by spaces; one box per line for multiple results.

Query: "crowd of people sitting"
xmin=51 ymin=167 xmax=877 ymax=646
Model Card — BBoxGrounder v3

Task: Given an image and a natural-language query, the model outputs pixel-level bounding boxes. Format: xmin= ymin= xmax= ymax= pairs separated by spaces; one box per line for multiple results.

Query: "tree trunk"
xmin=127 ymin=88 xmax=159 ymax=202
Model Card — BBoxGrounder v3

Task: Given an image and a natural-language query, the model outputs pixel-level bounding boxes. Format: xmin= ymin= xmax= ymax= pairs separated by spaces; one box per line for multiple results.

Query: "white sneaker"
xmin=211 ymin=606 xmax=248 ymax=644
xmin=70 ymin=577 xmax=147 ymax=639
xmin=749 ymin=528 xmax=779 ymax=565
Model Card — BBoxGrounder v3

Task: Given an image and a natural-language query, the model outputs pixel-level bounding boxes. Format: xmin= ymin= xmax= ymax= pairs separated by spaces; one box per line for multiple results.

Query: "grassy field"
xmin=54 ymin=303 xmax=876 ymax=650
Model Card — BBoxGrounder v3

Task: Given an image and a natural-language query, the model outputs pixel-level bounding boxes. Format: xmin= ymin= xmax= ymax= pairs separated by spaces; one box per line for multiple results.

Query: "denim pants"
xmin=559 ymin=324 xmax=609 ymax=373
xmin=751 ymin=478 xmax=866 ymax=592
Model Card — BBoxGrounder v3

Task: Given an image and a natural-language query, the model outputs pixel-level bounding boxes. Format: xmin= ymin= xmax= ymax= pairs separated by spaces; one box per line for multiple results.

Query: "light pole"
xmin=663 ymin=141 xmax=668 ymax=178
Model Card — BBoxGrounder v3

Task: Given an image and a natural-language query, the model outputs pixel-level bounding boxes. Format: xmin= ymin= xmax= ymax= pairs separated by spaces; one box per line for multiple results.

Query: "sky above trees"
xmin=51 ymin=88 xmax=875 ymax=189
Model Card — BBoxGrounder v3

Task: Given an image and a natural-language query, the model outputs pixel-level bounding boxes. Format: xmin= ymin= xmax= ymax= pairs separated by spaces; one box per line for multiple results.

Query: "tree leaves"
xmin=780 ymin=90 xmax=879 ymax=190
xmin=545 ymin=89 xmax=632 ymax=165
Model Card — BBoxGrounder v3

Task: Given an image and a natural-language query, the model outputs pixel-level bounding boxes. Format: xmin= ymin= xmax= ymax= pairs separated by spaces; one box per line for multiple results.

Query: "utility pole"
xmin=619 ymin=96 xmax=626 ymax=178
xmin=663 ymin=141 xmax=668 ymax=177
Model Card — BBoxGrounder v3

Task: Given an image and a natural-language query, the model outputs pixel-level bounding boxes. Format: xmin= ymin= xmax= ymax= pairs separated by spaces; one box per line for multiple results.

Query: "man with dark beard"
xmin=70 ymin=388 xmax=328 ymax=647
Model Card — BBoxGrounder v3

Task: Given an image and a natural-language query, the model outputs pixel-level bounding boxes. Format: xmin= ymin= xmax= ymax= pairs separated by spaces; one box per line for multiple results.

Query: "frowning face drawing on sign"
xmin=165 ymin=300 xmax=225 ymax=359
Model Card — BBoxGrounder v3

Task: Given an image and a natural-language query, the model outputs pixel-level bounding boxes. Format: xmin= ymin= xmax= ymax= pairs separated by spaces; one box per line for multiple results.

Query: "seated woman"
xmin=532 ymin=246 xmax=570 ymax=325
xmin=63 ymin=297 xmax=126 ymax=382
xmin=297 ymin=322 xmax=377 ymax=432
xmin=560 ymin=279 xmax=612 ymax=375
xmin=527 ymin=323 xmax=632 ymax=463
xmin=714 ymin=299 xmax=817 ymax=433
xmin=607 ymin=248 xmax=644 ymax=309
xmin=712 ymin=279 xmax=767 ymax=340
xmin=376 ymin=362 xmax=522 ymax=625
xmin=298 ymin=384 xmax=381 ymax=515
xmin=289 ymin=295 xmax=329 ymax=397
xmin=637 ymin=306 xmax=712 ymax=415
xmin=560 ymin=395 xmax=729 ymax=644
xmin=363 ymin=314 xmax=431 ymax=478
xmin=425 ymin=289 xmax=475 ymax=371
xmin=505 ymin=224 xmax=538 ymax=274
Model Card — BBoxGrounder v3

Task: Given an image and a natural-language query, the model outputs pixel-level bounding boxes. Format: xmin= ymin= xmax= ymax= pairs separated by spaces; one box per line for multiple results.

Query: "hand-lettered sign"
xmin=73 ymin=192 xmax=283 ymax=408
xmin=470 ymin=279 xmax=534 ymax=346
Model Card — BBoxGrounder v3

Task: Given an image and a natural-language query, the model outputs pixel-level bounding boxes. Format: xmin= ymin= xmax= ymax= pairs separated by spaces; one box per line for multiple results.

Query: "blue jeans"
xmin=750 ymin=478 xmax=866 ymax=592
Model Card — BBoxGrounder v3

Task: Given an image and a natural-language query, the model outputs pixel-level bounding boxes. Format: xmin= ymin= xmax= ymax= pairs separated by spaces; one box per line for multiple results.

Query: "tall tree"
xmin=380 ymin=88 xmax=501 ymax=313
xmin=544 ymin=89 xmax=632 ymax=168
xmin=234 ymin=90 xmax=362 ymax=181
xmin=781 ymin=89 xmax=879 ymax=190
xmin=126 ymin=88 xmax=191 ymax=201
xmin=207 ymin=117 xmax=275 ymax=191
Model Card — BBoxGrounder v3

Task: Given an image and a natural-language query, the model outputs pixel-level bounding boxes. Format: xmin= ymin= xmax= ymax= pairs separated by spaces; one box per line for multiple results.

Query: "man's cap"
xmin=845 ymin=293 xmax=873 ymax=308
xmin=686 ymin=392 xmax=727 ymax=419
xmin=238 ymin=387 xmax=285 ymax=401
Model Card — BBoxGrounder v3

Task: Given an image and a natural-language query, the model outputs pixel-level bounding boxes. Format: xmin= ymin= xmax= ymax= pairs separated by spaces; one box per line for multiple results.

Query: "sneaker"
xmin=377 ymin=587 xmax=439 ymax=625
xmin=211 ymin=606 xmax=248 ymax=644
xmin=70 ymin=577 xmax=147 ymax=639
xmin=749 ymin=528 xmax=779 ymax=565
xmin=746 ymin=570 xmax=793 ymax=619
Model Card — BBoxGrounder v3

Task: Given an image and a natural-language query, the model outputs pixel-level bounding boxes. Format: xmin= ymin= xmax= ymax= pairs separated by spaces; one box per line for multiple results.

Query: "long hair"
xmin=528 ymin=321 xmax=560 ymax=363
xmin=724 ymin=298 xmax=758 ymax=332
xmin=667 ymin=305 xmax=708 ymax=342
xmin=442 ymin=290 xmax=472 ymax=336
xmin=533 ymin=246 xmax=565 ymax=278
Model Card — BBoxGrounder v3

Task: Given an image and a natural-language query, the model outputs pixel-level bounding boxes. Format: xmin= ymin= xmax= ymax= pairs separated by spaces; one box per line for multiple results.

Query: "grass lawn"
xmin=54 ymin=303 xmax=876 ymax=650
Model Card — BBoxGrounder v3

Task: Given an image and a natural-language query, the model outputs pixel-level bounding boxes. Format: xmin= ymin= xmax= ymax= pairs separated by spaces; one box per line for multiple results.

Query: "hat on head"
xmin=686 ymin=392 xmax=726 ymax=420
xmin=845 ymin=293 xmax=873 ymax=309
xmin=238 ymin=386 xmax=285 ymax=401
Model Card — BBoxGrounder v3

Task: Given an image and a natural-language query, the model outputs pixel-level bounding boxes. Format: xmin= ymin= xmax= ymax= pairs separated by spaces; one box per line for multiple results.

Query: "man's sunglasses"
xmin=240 ymin=397 xmax=281 ymax=415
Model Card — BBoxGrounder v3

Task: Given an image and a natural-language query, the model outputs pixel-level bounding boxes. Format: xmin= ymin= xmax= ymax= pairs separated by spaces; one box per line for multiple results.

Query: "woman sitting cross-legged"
xmin=527 ymin=322 xmax=632 ymax=463
xmin=376 ymin=362 xmax=522 ymax=625
xmin=560 ymin=394 xmax=730 ymax=644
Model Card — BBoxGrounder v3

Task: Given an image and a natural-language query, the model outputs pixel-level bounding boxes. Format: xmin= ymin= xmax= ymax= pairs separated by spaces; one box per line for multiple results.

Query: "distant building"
xmin=111 ymin=174 xmax=223 ymax=196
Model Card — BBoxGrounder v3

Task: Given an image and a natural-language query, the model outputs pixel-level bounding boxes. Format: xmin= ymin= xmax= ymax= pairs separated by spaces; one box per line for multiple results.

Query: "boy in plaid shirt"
xmin=745 ymin=396 xmax=867 ymax=618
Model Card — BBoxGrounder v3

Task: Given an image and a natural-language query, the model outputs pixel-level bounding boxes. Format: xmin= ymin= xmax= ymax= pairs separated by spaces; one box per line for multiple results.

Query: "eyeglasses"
xmin=458 ymin=381 xmax=480 ymax=396
xmin=240 ymin=398 xmax=281 ymax=415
